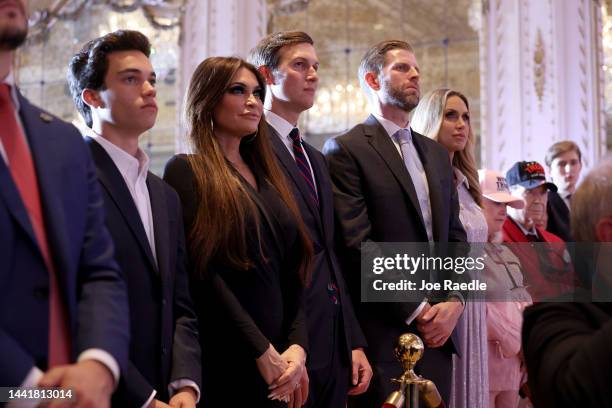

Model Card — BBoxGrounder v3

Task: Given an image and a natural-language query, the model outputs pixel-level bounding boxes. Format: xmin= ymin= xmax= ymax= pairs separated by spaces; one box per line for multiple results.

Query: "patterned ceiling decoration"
xmin=27 ymin=0 xmax=184 ymax=43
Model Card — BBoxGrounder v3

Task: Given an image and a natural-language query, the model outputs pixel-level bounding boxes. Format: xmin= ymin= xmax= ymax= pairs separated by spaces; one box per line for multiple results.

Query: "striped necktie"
xmin=289 ymin=128 xmax=319 ymax=208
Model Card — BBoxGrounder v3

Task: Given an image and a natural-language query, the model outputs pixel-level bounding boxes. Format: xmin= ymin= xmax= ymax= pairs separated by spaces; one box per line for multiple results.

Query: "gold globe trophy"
xmin=382 ymin=333 xmax=445 ymax=408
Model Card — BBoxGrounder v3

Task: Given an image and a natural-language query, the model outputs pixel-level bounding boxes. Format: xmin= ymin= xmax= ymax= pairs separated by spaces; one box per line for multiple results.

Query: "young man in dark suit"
xmin=544 ymin=140 xmax=583 ymax=242
xmin=68 ymin=30 xmax=200 ymax=408
xmin=248 ymin=31 xmax=372 ymax=408
xmin=323 ymin=40 xmax=467 ymax=407
xmin=0 ymin=1 xmax=129 ymax=405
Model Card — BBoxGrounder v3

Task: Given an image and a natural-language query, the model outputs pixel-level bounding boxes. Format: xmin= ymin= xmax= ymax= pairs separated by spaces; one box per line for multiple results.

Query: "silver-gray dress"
xmin=450 ymin=168 xmax=489 ymax=408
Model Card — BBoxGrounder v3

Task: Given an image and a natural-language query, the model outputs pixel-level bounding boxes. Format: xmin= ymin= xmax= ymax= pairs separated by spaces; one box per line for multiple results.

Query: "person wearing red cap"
xmin=478 ymin=169 xmax=531 ymax=408
xmin=503 ymin=161 xmax=578 ymax=301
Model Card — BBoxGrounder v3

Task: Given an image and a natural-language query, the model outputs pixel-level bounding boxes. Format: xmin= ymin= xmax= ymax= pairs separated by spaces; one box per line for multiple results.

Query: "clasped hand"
xmin=416 ymin=301 xmax=463 ymax=348
xmin=256 ymin=344 xmax=308 ymax=408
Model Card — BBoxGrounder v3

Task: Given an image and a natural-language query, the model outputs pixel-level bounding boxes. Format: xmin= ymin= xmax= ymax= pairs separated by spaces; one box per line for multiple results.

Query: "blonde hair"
xmin=411 ymin=88 xmax=482 ymax=206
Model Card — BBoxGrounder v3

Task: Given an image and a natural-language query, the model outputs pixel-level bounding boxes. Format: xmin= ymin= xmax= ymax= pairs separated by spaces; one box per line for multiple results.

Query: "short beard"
xmin=382 ymin=80 xmax=419 ymax=113
xmin=0 ymin=26 xmax=28 ymax=51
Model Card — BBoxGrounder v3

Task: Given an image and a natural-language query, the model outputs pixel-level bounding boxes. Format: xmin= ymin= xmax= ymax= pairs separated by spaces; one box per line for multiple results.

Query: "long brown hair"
xmin=411 ymin=89 xmax=482 ymax=207
xmin=185 ymin=56 xmax=312 ymax=285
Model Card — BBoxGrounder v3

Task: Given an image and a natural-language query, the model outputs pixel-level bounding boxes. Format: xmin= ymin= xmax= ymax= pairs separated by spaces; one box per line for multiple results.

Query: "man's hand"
xmin=416 ymin=301 xmax=463 ymax=348
xmin=268 ymin=345 xmax=306 ymax=404
xmin=38 ymin=360 xmax=114 ymax=408
xmin=168 ymin=387 xmax=197 ymax=408
xmin=348 ymin=348 xmax=372 ymax=395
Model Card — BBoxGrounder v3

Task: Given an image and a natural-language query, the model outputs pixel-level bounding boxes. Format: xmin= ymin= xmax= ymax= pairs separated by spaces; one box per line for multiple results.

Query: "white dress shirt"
xmin=1 ymin=73 xmax=120 ymax=406
xmin=90 ymin=135 xmax=157 ymax=263
xmin=90 ymin=135 xmax=200 ymax=406
xmin=265 ymin=109 xmax=318 ymax=192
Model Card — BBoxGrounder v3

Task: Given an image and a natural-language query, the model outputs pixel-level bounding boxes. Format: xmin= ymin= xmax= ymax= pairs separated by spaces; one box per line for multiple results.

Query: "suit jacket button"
xmin=162 ymin=346 xmax=167 ymax=355
xmin=162 ymin=298 xmax=167 ymax=306
xmin=33 ymin=287 xmax=49 ymax=299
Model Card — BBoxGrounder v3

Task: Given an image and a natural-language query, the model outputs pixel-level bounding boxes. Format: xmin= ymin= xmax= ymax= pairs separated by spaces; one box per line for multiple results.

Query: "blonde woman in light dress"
xmin=412 ymin=89 xmax=489 ymax=408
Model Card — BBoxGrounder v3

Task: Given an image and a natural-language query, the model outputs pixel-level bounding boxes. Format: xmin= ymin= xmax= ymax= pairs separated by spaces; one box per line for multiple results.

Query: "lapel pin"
xmin=40 ymin=112 xmax=53 ymax=123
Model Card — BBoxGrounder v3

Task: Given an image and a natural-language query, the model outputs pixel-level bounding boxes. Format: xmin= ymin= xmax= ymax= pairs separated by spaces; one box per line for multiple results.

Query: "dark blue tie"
xmin=289 ymin=128 xmax=319 ymax=208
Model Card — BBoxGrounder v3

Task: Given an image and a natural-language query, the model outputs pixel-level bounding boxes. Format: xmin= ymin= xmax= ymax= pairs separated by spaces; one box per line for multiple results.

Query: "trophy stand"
xmin=382 ymin=333 xmax=446 ymax=408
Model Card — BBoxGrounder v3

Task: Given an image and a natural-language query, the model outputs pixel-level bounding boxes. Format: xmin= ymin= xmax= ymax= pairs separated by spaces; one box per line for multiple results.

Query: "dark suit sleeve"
xmin=169 ymin=191 xmax=202 ymax=387
xmin=281 ymin=240 xmax=308 ymax=353
xmin=347 ymin=303 xmax=367 ymax=349
xmin=324 ymin=137 xmax=421 ymax=321
xmin=0 ymin=330 xmax=37 ymax=385
xmin=75 ymin=140 xmax=130 ymax=371
xmin=163 ymin=155 xmax=270 ymax=360
xmin=523 ymin=302 xmax=612 ymax=408
xmin=115 ymin=363 xmax=155 ymax=406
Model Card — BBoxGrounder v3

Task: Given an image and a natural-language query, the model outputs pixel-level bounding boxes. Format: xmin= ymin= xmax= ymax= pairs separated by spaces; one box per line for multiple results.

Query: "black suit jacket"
xmin=523 ymin=297 xmax=612 ymax=407
xmin=267 ymin=123 xmax=367 ymax=371
xmin=323 ymin=115 xmax=466 ymax=401
xmin=164 ymin=155 xmax=307 ymax=406
xmin=87 ymin=138 xmax=200 ymax=406
xmin=546 ymin=190 xmax=572 ymax=242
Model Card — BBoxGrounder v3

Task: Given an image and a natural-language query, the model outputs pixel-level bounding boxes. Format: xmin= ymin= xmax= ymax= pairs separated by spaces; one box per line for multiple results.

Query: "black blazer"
xmin=523 ymin=298 xmax=612 ymax=407
xmin=87 ymin=138 xmax=201 ymax=406
xmin=322 ymin=115 xmax=466 ymax=363
xmin=163 ymin=154 xmax=307 ymax=406
xmin=546 ymin=190 xmax=572 ymax=242
xmin=267 ymin=123 xmax=367 ymax=371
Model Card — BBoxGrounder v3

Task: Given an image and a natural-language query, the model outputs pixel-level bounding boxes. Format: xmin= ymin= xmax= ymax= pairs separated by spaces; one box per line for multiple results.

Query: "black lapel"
xmin=363 ymin=115 xmax=426 ymax=229
xmin=411 ymin=131 xmax=443 ymax=241
xmin=86 ymin=137 xmax=158 ymax=273
xmin=267 ymin=123 xmax=324 ymax=234
xmin=147 ymin=175 xmax=169 ymax=282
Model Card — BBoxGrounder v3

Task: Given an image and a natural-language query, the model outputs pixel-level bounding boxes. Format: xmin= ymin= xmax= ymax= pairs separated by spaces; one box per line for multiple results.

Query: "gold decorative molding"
xmin=533 ymin=29 xmax=546 ymax=106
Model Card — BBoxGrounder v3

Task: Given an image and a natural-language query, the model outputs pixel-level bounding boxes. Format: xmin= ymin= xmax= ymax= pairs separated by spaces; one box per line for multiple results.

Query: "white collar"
xmin=265 ymin=109 xmax=296 ymax=139
xmin=511 ymin=216 xmax=539 ymax=238
xmin=2 ymin=70 xmax=21 ymax=112
xmin=372 ymin=112 xmax=410 ymax=138
xmin=90 ymin=133 xmax=150 ymax=185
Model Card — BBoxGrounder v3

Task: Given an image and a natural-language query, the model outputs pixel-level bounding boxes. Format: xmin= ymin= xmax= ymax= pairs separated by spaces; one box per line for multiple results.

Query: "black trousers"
xmin=305 ymin=305 xmax=350 ymax=408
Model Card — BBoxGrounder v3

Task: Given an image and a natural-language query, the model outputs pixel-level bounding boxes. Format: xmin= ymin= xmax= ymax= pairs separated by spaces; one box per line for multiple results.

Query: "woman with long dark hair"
xmin=164 ymin=56 xmax=312 ymax=407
